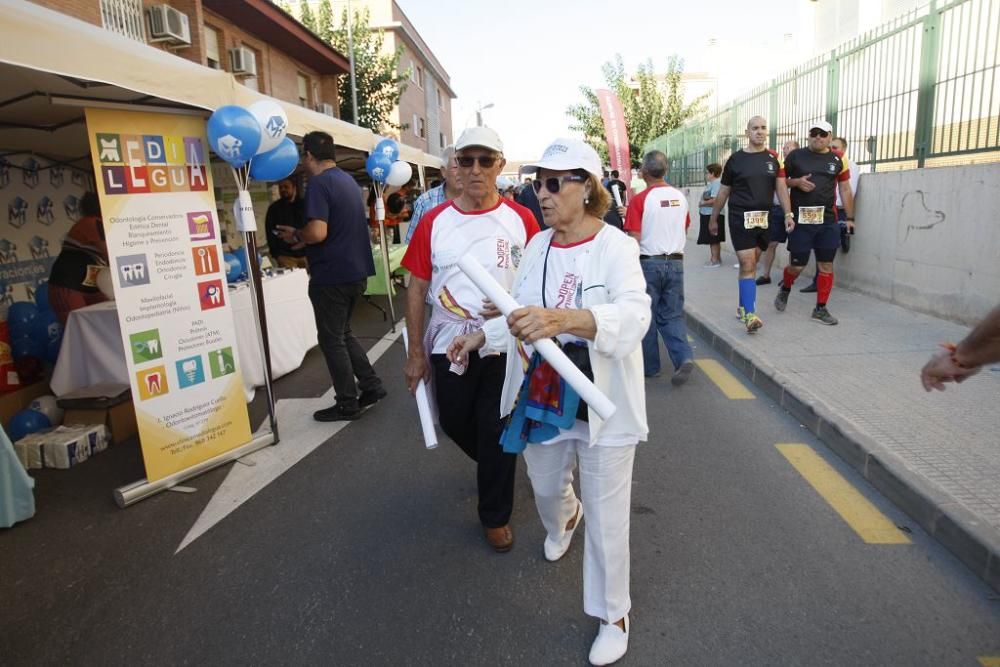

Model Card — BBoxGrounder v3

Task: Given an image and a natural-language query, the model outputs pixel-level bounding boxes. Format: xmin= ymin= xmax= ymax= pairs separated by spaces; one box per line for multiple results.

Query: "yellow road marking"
xmin=694 ymin=359 xmax=755 ymax=399
xmin=978 ymin=657 xmax=1000 ymax=667
xmin=776 ymin=444 xmax=911 ymax=544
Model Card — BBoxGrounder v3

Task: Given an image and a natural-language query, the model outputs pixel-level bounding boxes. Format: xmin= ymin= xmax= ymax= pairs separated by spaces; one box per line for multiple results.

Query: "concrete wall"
xmin=679 ymin=161 xmax=1000 ymax=324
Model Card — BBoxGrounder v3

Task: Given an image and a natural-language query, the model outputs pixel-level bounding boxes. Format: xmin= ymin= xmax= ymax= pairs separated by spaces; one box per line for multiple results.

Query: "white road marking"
xmin=176 ymin=322 xmax=404 ymax=553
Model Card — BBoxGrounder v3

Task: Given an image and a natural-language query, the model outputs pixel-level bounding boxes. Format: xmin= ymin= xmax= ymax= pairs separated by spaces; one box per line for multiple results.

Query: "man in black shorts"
xmin=709 ymin=116 xmax=792 ymax=333
xmin=757 ymin=139 xmax=799 ymax=285
xmin=774 ymin=120 xmax=855 ymax=325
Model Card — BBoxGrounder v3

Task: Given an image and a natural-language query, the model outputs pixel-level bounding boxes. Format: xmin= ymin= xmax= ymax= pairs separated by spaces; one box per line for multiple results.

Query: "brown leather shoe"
xmin=484 ymin=524 xmax=514 ymax=552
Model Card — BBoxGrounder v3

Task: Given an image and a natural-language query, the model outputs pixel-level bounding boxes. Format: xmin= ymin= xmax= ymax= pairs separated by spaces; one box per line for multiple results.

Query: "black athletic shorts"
xmin=787 ymin=222 xmax=841 ymax=255
xmin=768 ymin=205 xmax=787 ymax=243
xmin=728 ymin=209 xmax=769 ymax=252
xmin=697 ymin=213 xmax=725 ymax=244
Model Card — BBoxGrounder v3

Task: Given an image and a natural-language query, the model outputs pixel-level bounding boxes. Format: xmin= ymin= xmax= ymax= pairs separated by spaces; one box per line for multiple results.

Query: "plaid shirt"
xmin=405 ymin=183 xmax=448 ymax=244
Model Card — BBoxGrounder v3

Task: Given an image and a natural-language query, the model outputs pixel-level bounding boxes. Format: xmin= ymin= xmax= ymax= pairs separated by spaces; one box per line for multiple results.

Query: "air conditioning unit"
xmin=316 ymin=103 xmax=335 ymax=116
xmin=229 ymin=46 xmax=257 ymax=77
xmin=148 ymin=5 xmax=191 ymax=45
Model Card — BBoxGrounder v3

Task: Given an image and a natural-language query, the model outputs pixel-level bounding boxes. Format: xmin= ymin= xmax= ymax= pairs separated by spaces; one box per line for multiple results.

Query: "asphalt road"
xmin=2 ymin=298 xmax=999 ymax=665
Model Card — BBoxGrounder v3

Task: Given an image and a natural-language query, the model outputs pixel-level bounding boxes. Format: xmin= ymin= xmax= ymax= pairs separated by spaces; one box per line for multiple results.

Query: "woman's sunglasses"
xmin=809 ymin=128 xmax=830 ymax=138
xmin=456 ymin=155 xmax=500 ymax=168
xmin=531 ymin=174 xmax=588 ymax=194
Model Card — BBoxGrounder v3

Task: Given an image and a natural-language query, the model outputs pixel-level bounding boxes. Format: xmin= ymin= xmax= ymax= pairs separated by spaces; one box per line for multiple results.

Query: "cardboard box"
xmin=63 ymin=401 xmax=138 ymax=445
xmin=0 ymin=381 xmax=51 ymax=428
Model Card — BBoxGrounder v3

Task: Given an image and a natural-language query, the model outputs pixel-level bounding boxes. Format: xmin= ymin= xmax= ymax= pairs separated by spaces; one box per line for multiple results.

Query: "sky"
xmin=396 ymin=0 xmax=811 ymax=160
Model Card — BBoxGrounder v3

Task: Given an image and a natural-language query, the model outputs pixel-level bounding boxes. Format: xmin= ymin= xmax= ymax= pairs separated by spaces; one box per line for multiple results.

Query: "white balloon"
xmin=96 ymin=267 xmax=115 ymax=300
xmin=29 ymin=395 xmax=63 ymax=425
xmin=385 ymin=161 xmax=413 ymax=187
xmin=247 ymin=100 xmax=289 ymax=155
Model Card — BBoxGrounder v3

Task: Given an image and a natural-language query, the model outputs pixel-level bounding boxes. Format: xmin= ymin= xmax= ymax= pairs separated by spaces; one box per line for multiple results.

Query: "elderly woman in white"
xmin=447 ymin=139 xmax=650 ymax=666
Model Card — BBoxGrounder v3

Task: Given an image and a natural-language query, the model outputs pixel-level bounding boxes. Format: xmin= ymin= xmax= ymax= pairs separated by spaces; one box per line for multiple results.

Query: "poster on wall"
xmin=0 ymin=155 xmax=92 ymax=308
xmin=85 ymin=108 xmax=252 ymax=482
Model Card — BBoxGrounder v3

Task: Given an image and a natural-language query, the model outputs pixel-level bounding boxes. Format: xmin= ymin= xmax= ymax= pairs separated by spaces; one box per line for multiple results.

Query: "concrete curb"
xmin=684 ymin=304 xmax=1000 ymax=594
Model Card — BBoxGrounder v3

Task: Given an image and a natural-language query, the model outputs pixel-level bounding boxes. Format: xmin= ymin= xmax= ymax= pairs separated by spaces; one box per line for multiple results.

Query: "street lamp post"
xmin=346 ymin=0 xmax=360 ymax=125
xmin=475 ymin=102 xmax=494 ymax=127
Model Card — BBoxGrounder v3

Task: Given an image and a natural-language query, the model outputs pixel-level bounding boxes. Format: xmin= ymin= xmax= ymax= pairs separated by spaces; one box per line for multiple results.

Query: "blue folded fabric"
xmin=500 ymin=350 xmax=582 ymax=454
xmin=1 ymin=426 xmax=35 ymax=528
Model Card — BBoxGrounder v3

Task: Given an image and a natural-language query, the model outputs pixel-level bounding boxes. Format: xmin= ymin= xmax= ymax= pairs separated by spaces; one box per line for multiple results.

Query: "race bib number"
xmin=743 ymin=211 xmax=768 ymax=230
xmin=799 ymin=206 xmax=825 ymax=225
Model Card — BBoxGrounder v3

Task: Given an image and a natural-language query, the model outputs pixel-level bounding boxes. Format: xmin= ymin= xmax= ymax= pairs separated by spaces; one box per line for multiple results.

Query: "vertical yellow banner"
xmin=85 ymin=109 xmax=252 ymax=482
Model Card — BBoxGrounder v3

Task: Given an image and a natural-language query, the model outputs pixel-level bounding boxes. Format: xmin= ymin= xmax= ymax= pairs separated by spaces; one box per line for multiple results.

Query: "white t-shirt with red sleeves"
xmin=623 ymin=183 xmax=691 ymax=256
xmin=402 ymin=198 xmax=539 ymax=354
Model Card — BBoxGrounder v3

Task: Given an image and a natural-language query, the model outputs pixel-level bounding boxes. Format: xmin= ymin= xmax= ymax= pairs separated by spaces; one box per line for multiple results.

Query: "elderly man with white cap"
xmin=446 ymin=138 xmax=650 ymax=665
xmin=774 ymin=120 xmax=855 ymax=325
xmin=402 ymin=127 xmax=540 ymax=553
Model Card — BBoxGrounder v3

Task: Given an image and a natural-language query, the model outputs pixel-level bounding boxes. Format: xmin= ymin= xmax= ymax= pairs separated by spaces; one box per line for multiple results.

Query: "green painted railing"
xmin=645 ymin=0 xmax=1000 ymax=186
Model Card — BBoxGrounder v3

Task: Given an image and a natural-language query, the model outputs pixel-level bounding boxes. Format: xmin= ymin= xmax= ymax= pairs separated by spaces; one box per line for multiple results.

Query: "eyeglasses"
xmin=809 ymin=128 xmax=830 ymax=138
xmin=456 ymin=155 xmax=500 ymax=169
xmin=532 ymin=174 xmax=588 ymax=194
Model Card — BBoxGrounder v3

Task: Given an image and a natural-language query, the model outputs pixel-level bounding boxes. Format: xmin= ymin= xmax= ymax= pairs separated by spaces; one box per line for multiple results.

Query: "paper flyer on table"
xmin=85 ymin=109 xmax=252 ymax=482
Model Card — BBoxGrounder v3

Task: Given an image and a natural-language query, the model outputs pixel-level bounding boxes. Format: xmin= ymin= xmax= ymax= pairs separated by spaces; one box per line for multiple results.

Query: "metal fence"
xmin=645 ymin=0 xmax=1000 ymax=187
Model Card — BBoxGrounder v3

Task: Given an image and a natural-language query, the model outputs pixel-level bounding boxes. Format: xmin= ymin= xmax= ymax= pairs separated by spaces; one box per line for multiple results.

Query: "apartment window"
xmin=410 ymin=64 xmax=423 ymax=89
xmin=437 ymin=87 xmax=444 ymax=110
xmin=411 ymin=115 xmax=425 ymax=139
xmin=100 ymin=0 xmax=145 ymax=42
xmin=297 ymin=73 xmax=310 ymax=107
xmin=439 ymin=132 xmax=445 ymax=149
xmin=204 ymin=26 xmax=222 ymax=69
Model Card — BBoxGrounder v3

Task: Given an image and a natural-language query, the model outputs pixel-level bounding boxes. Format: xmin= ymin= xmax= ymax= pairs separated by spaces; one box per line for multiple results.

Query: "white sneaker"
xmin=589 ymin=615 xmax=629 ymax=665
xmin=703 ymin=261 xmax=721 ymax=268
xmin=544 ymin=500 xmax=583 ymax=562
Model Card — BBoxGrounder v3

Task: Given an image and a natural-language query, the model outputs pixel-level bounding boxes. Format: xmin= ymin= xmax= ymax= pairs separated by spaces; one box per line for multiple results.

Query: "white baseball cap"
xmin=809 ymin=120 xmax=834 ymax=134
xmin=455 ymin=126 xmax=503 ymax=153
xmin=520 ymin=138 xmax=603 ymax=178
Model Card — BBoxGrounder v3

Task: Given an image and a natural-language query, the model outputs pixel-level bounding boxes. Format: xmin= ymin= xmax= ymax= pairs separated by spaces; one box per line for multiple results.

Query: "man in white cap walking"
xmin=774 ymin=120 xmax=855 ymax=325
xmin=402 ymin=126 xmax=540 ymax=552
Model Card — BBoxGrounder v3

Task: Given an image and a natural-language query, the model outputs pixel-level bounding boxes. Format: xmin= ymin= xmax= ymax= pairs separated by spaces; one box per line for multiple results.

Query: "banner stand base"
xmin=113 ymin=430 xmax=276 ymax=508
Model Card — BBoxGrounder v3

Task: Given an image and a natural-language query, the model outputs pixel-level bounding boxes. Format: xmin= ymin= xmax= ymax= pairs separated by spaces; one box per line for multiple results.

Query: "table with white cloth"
xmin=50 ymin=269 xmax=318 ymax=401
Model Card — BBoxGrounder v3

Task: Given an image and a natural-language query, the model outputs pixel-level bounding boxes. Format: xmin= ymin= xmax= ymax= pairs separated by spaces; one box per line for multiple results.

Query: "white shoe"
xmin=703 ymin=261 xmax=721 ymax=268
xmin=589 ymin=615 xmax=629 ymax=665
xmin=544 ymin=500 xmax=583 ymax=562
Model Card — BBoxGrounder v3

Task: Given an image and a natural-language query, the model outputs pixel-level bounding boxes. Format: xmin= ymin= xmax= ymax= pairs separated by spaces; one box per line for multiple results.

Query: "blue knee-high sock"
xmin=739 ymin=277 xmax=756 ymax=314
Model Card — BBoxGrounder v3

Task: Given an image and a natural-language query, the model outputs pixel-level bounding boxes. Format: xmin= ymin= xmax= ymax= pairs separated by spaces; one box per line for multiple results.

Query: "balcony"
xmin=100 ymin=0 xmax=146 ymax=43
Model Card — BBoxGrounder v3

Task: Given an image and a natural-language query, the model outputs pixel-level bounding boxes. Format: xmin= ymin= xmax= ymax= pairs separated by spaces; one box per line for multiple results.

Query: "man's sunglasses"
xmin=456 ymin=155 xmax=500 ymax=168
xmin=809 ymin=128 xmax=831 ymax=138
xmin=532 ymin=174 xmax=588 ymax=194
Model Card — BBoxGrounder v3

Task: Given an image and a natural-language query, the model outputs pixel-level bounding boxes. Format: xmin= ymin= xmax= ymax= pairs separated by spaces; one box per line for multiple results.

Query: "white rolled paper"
xmin=402 ymin=328 xmax=438 ymax=450
xmin=457 ymin=255 xmax=617 ymax=421
xmin=611 ymin=185 xmax=623 ymax=208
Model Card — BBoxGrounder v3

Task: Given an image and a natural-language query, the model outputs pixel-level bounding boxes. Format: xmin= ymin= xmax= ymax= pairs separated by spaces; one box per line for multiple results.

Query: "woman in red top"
xmin=47 ymin=192 xmax=109 ymax=326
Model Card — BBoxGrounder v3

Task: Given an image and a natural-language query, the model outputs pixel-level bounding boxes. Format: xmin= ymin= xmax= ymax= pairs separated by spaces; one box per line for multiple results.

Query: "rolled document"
xmin=402 ymin=327 xmax=438 ymax=450
xmin=611 ymin=185 xmax=623 ymax=208
xmin=457 ymin=255 xmax=617 ymax=421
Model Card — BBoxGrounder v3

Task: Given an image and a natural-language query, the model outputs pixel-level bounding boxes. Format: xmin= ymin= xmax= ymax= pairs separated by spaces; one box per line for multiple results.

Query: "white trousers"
xmin=523 ymin=439 xmax=636 ymax=623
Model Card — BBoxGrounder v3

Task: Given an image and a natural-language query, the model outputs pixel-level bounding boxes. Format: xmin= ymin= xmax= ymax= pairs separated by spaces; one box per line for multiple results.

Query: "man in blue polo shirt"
xmin=276 ymin=131 xmax=386 ymax=421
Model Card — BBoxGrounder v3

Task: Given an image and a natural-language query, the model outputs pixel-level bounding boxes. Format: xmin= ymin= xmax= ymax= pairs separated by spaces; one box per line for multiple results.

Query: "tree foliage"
xmin=294 ymin=1 xmax=409 ymax=134
xmin=567 ymin=55 xmax=709 ymax=166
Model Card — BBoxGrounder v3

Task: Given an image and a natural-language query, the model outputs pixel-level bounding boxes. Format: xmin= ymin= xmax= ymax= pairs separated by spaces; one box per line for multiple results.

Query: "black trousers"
xmin=431 ymin=353 xmax=516 ymax=528
xmin=308 ymin=280 xmax=382 ymax=409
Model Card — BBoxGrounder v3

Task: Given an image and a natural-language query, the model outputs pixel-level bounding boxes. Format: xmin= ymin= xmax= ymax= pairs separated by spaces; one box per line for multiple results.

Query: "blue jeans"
xmin=641 ymin=258 xmax=693 ymax=376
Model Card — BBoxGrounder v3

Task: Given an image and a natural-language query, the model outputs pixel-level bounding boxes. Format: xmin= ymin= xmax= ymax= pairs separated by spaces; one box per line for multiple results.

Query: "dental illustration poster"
xmin=86 ymin=109 xmax=252 ymax=482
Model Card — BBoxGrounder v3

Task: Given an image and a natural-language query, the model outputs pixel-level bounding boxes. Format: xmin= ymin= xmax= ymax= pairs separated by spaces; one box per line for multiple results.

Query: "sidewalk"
xmin=680 ymin=239 xmax=1000 ymax=592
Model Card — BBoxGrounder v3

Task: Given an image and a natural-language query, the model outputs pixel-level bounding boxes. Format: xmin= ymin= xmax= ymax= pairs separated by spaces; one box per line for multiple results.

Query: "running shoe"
xmin=811 ymin=306 xmax=839 ymax=325
xmin=774 ymin=289 xmax=789 ymax=312
xmin=755 ymin=276 xmax=772 ymax=285
xmin=704 ymin=261 xmax=722 ymax=268
xmin=745 ymin=312 xmax=763 ymax=333
xmin=736 ymin=306 xmax=747 ymax=322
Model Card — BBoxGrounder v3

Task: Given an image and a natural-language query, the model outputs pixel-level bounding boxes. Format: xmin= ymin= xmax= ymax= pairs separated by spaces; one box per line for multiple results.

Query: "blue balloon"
xmin=34 ymin=283 xmax=49 ymax=311
xmin=7 ymin=302 xmax=39 ymax=339
xmin=223 ymin=252 xmax=243 ymax=283
xmin=373 ymin=138 xmax=400 ymax=162
xmin=11 ymin=334 xmax=45 ymax=360
xmin=30 ymin=309 xmax=61 ymax=345
xmin=366 ymin=153 xmax=393 ymax=184
xmin=9 ymin=408 xmax=51 ymax=441
xmin=207 ymin=105 xmax=262 ymax=168
xmin=249 ymin=137 xmax=298 ymax=182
